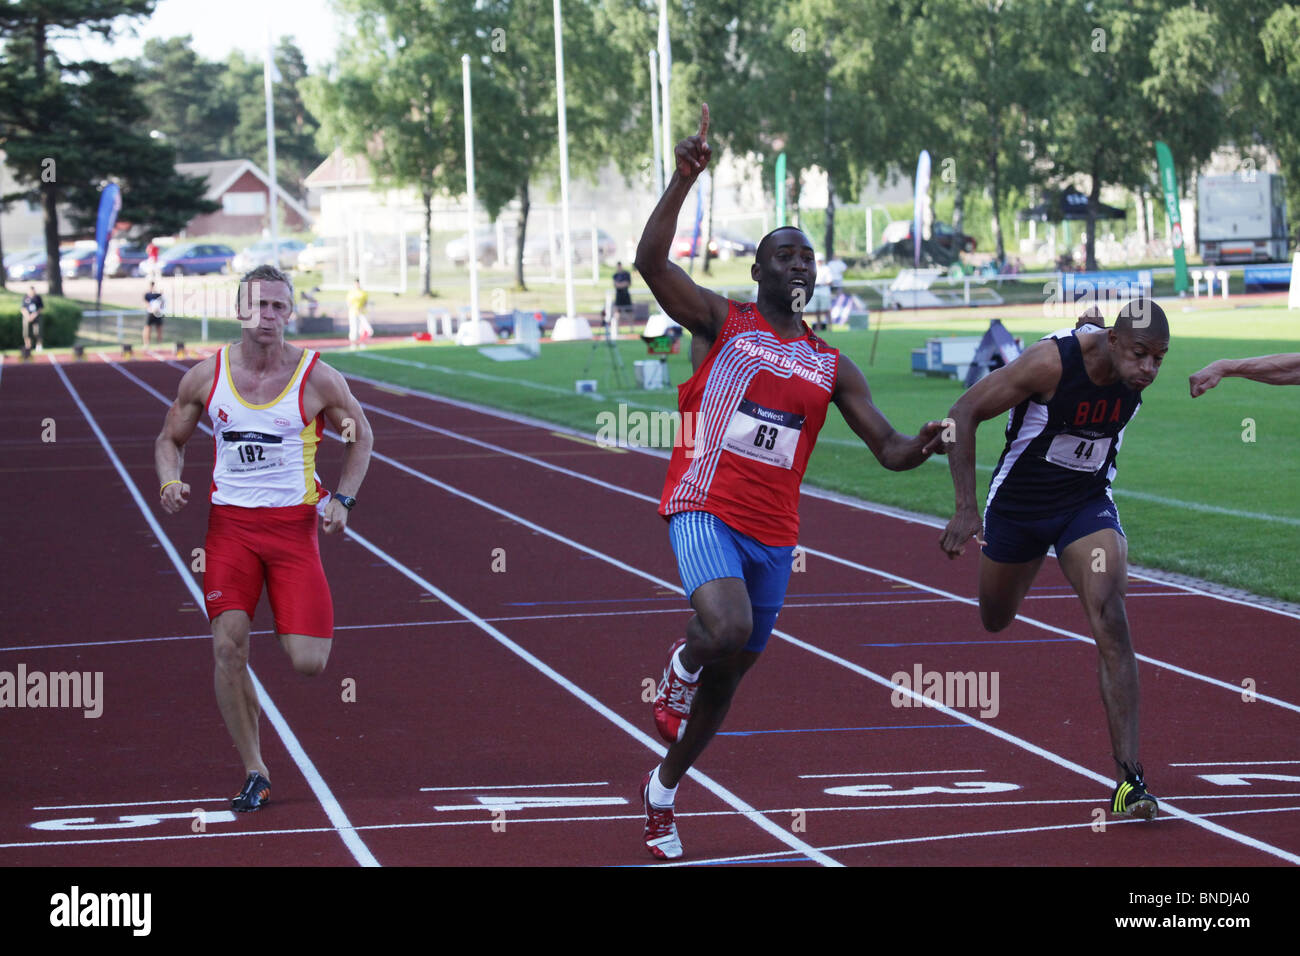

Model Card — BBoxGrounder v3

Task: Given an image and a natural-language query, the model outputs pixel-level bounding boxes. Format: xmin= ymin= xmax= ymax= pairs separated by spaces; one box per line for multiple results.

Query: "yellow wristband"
xmin=160 ymin=479 xmax=182 ymax=496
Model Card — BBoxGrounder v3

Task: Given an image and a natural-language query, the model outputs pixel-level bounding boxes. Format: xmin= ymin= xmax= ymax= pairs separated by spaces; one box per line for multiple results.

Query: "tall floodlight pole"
xmin=550 ymin=0 xmax=591 ymax=339
xmin=649 ymin=50 xmax=664 ymax=196
xmin=462 ymin=54 xmax=487 ymax=343
xmin=658 ymin=0 xmax=672 ymax=188
xmin=263 ymin=29 xmax=280 ymax=268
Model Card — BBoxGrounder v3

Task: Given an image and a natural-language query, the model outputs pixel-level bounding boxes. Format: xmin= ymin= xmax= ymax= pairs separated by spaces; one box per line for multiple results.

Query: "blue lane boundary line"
xmin=719 ymin=724 xmax=968 ymax=737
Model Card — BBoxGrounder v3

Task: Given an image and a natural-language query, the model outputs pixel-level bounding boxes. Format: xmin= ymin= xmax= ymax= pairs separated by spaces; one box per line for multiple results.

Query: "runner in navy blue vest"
xmin=940 ymin=299 xmax=1170 ymax=820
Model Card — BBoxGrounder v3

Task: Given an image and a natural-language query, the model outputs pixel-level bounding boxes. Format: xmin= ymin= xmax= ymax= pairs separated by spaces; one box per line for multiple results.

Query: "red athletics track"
xmin=1 ymin=352 xmax=1298 ymax=869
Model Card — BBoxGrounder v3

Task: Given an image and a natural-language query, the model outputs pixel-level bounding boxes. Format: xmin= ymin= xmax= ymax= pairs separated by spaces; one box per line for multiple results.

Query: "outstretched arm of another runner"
xmin=155 ymin=360 xmax=215 ymax=514
xmin=311 ymin=363 xmax=374 ymax=535
xmin=939 ymin=340 xmax=1062 ymax=558
xmin=833 ymin=356 xmax=945 ymax=472
xmin=633 ymin=103 xmax=730 ymax=341
xmin=1189 ymin=353 xmax=1300 ymax=396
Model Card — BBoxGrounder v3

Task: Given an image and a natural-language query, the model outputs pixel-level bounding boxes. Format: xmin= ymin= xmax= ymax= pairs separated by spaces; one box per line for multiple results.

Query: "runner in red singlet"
xmin=155 ymin=265 xmax=374 ymax=812
xmin=634 ymin=104 xmax=945 ymax=860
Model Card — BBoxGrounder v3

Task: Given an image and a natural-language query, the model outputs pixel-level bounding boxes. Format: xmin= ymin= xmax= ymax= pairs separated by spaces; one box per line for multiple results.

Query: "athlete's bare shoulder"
xmin=177 ymin=353 xmax=218 ymax=407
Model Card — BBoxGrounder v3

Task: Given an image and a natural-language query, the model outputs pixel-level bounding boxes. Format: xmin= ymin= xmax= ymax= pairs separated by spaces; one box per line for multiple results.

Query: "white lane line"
xmin=420 ymin=782 xmax=610 ymax=792
xmin=350 ymin=391 xmax=1300 ymax=714
xmin=1171 ymin=760 xmax=1300 ymax=767
xmin=57 ymin=361 xmax=380 ymax=868
xmin=33 ymin=798 xmax=228 ymax=810
xmin=799 ymin=770 xmax=986 ymax=778
xmin=118 ymin=360 xmax=842 ymax=868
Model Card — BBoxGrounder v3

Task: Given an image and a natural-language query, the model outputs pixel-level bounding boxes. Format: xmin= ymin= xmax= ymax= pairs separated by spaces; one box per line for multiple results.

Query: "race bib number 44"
xmin=1045 ymin=432 xmax=1112 ymax=473
xmin=722 ymin=399 xmax=805 ymax=469
xmin=221 ymin=430 xmax=286 ymax=473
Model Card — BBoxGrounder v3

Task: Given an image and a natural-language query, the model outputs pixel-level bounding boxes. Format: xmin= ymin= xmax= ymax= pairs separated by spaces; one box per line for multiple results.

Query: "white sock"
xmin=672 ymin=645 xmax=702 ymax=683
xmin=648 ymin=765 xmax=678 ymax=808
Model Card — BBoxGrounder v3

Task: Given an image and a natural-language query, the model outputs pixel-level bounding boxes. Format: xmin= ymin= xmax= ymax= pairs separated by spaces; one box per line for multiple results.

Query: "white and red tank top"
xmin=205 ymin=345 xmax=325 ymax=508
xmin=659 ymin=301 xmax=839 ymax=546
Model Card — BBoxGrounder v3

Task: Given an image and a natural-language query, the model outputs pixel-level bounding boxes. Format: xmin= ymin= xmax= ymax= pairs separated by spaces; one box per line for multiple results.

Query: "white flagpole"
xmin=550 ymin=0 xmax=590 ymax=339
xmin=649 ymin=50 xmax=663 ymax=196
xmin=658 ymin=0 xmax=672 ymax=187
xmin=463 ymin=54 xmax=482 ymax=341
xmin=263 ymin=29 xmax=280 ymax=269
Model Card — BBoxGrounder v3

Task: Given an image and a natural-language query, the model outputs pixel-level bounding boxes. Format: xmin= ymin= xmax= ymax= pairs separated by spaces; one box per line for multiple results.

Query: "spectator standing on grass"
xmin=146 ymin=240 xmax=160 ymax=279
xmin=21 ymin=285 xmax=44 ymax=352
xmin=155 ymin=265 xmax=374 ymax=812
xmin=346 ymin=278 xmax=371 ymax=347
xmin=612 ymin=262 xmax=634 ymax=325
xmin=143 ymin=281 xmax=166 ymax=345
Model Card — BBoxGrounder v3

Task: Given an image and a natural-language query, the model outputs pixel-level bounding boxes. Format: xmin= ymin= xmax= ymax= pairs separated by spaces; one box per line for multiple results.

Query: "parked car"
xmin=232 ymin=238 xmax=307 ymax=273
xmin=7 ymin=249 xmax=49 ymax=281
xmin=521 ymin=228 xmax=616 ymax=267
xmin=880 ymin=220 xmax=977 ymax=266
xmin=296 ymin=237 xmax=343 ymax=271
xmin=104 ymin=242 xmax=148 ymax=278
xmin=445 ymin=232 xmax=514 ymax=267
xmin=672 ymin=230 xmax=758 ymax=259
xmin=60 ymin=241 xmax=100 ymax=279
xmin=149 ymin=242 xmax=236 ymax=277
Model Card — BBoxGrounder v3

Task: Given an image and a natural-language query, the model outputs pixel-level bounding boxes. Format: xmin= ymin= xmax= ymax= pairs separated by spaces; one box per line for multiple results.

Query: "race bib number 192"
xmin=722 ymin=399 xmax=805 ymax=469
xmin=221 ymin=430 xmax=286 ymax=473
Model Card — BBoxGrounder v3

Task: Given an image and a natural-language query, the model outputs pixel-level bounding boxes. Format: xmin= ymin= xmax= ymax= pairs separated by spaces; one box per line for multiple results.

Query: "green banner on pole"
xmin=1155 ymin=141 xmax=1189 ymax=294
xmin=775 ymin=152 xmax=787 ymax=228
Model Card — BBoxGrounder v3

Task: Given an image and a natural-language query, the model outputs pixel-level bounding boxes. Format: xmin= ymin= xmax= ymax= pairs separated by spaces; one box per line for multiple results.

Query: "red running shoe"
xmin=641 ymin=771 xmax=682 ymax=860
xmin=653 ymin=637 xmax=698 ymax=744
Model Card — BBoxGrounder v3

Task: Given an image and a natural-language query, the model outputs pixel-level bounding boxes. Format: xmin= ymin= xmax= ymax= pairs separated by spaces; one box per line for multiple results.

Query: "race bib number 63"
xmin=722 ymin=399 xmax=805 ymax=469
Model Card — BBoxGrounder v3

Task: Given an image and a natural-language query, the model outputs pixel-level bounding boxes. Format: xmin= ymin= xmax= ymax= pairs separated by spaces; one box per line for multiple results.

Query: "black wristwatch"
xmin=334 ymin=493 xmax=356 ymax=511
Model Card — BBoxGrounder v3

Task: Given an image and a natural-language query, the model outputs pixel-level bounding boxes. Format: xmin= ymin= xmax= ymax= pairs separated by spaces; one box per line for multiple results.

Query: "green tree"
xmin=1035 ymin=1 xmax=1172 ymax=271
xmin=227 ymin=39 xmax=326 ymax=198
xmin=116 ymin=36 xmax=237 ymax=162
xmin=304 ymin=0 xmax=478 ymax=296
xmin=899 ymin=0 xmax=1053 ymax=263
xmin=0 ymin=0 xmax=213 ymax=296
xmin=1255 ymin=4 xmax=1300 ymax=223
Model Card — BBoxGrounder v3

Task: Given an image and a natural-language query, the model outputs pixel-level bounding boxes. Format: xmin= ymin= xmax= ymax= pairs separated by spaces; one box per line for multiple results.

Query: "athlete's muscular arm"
xmin=1190 ymin=353 xmax=1300 ymax=396
xmin=939 ymin=340 xmax=1062 ymax=557
xmin=306 ymin=362 xmax=374 ymax=535
xmin=834 ymin=356 xmax=945 ymax=472
xmin=633 ymin=103 xmax=730 ymax=342
xmin=155 ymin=358 xmax=216 ymax=514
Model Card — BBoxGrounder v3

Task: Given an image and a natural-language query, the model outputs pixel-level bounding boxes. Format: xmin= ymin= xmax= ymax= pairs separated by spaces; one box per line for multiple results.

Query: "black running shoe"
xmin=1111 ymin=762 xmax=1158 ymax=820
xmin=231 ymin=772 xmax=271 ymax=812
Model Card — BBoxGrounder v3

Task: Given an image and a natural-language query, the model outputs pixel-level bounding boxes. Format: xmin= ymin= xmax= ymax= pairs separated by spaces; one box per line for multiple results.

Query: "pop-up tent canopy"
xmin=1019 ymin=185 xmax=1127 ymax=223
